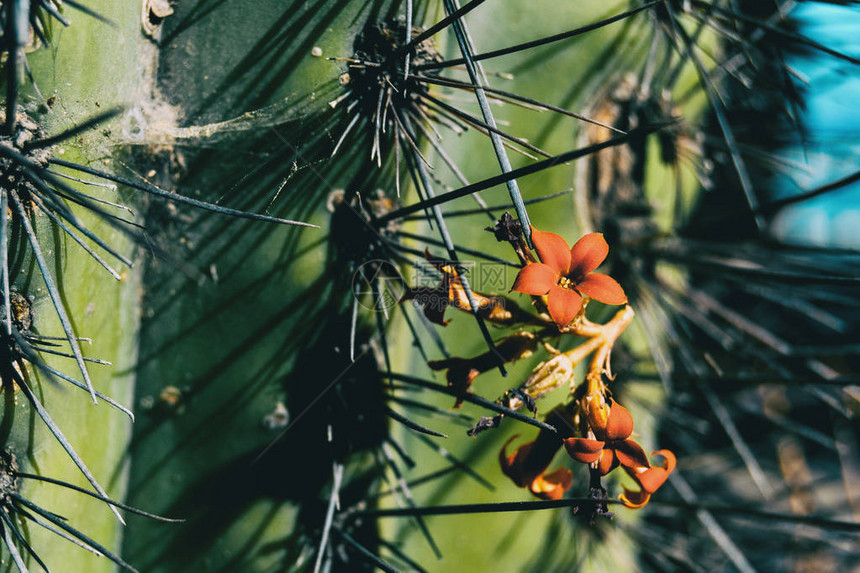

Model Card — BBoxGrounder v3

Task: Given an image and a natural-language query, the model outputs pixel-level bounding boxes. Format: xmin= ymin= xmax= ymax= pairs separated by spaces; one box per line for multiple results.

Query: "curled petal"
xmin=602 ymin=399 xmax=634 ymax=441
xmin=619 ymin=487 xmax=651 ymax=509
xmin=531 ymin=227 xmax=572 ymax=276
xmin=637 ymin=450 xmax=676 ymax=493
xmin=529 ymin=468 xmax=573 ymax=501
xmin=637 ymin=467 xmax=671 ymax=494
xmin=652 ymin=449 xmax=677 ymax=472
xmin=499 ymin=436 xmax=536 ymax=488
xmin=619 ymin=450 xmax=676 ymax=508
xmin=568 ymin=233 xmax=609 ymax=280
xmin=614 ymin=439 xmax=650 ymax=469
xmin=511 ymin=263 xmax=557 ymax=295
xmin=446 ymin=277 xmax=474 ymax=312
xmin=597 ymin=448 xmax=619 ymax=475
xmin=546 ymin=284 xmax=582 ymax=329
xmin=563 ymin=437 xmax=605 ymax=464
xmin=576 ymin=273 xmax=627 ymax=305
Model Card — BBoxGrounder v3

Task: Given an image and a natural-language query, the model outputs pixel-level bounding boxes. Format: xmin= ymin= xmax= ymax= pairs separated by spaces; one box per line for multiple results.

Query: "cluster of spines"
xmin=0 ymin=1 xmax=318 ymax=569
xmin=288 ymin=1 xmax=860 ymax=571
xmin=0 ymin=0 xmax=854 ymax=570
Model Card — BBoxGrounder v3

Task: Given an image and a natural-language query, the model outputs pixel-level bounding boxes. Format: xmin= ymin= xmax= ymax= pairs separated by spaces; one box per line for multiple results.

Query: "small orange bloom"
xmin=500 ymin=436 xmax=547 ymax=488
xmin=563 ymin=400 xmax=649 ymax=476
xmin=564 ymin=400 xmax=676 ymax=509
xmin=619 ymin=449 xmax=676 ymax=508
xmin=511 ymin=228 xmax=626 ymax=328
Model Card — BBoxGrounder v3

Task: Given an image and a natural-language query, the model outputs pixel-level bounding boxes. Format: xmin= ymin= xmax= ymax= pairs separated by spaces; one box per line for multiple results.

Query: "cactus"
xmin=0 ymin=1 xmax=858 ymax=572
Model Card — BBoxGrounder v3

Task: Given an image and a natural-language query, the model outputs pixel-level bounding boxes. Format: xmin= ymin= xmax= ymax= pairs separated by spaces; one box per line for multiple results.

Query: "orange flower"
xmin=511 ymin=228 xmax=626 ymax=328
xmin=500 ymin=436 xmax=550 ymax=488
xmin=564 ymin=400 xmax=676 ymax=509
xmin=499 ymin=434 xmax=573 ymax=501
xmin=563 ymin=400 xmax=649 ymax=476
xmin=619 ymin=449 xmax=676 ymax=508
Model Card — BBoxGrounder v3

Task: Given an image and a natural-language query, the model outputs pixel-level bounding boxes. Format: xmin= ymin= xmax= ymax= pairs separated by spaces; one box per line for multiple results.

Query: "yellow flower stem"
xmin=563 ymin=305 xmax=635 ymax=396
xmin=507 ymin=304 xmax=635 ymax=417
xmin=562 ymin=334 xmax=603 ymax=368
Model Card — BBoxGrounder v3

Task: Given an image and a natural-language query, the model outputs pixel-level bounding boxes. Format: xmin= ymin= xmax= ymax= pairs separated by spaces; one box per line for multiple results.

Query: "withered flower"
xmin=499 ymin=406 xmax=575 ymax=501
xmin=406 ymin=250 xmax=532 ymax=326
xmin=427 ymin=332 xmax=537 ymax=407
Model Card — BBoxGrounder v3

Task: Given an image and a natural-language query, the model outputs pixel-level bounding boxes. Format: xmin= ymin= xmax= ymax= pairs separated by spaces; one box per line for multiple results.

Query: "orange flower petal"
xmin=568 ymin=232 xmax=609 ymax=280
xmin=529 ymin=468 xmax=573 ymax=501
xmin=510 ymin=263 xmax=557 ymax=296
xmin=499 ymin=436 xmax=536 ymax=488
xmin=597 ymin=448 xmax=619 ymax=475
xmin=546 ymin=284 xmax=582 ymax=328
xmin=652 ymin=449 xmax=677 ymax=473
xmin=563 ymin=437 xmax=605 ymax=464
xmin=637 ymin=467 xmax=670 ymax=493
xmin=637 ymin=449 xmax=676 ymax=493
xmin=614 ymin=439 xmax=650 ymax=469
xmin=531 ymin=227 xmax=572 ymax=276
xmin=599 ymin=399 xmax=634 ymax=442
xmin=575 ymin=273 xmax=627 ymax=305
xmin=619 ymin=487 xmax=651 ymax=509
xmin=446 ymin=278 xmax=472 ymax=311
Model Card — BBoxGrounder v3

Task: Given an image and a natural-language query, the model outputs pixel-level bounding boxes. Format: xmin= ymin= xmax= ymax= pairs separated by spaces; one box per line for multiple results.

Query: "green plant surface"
xmin=121 ymin=1 xmax=419 ymax=570
xmin=156 ymin=0 xmax=425 ymax=125
xmin=119 ymin=1 xmax=703 ymax=569
xmin=1 ymin=0 xmax=147 ymax=571
xmin=0 ymin=1 xmax=850 ymax=572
